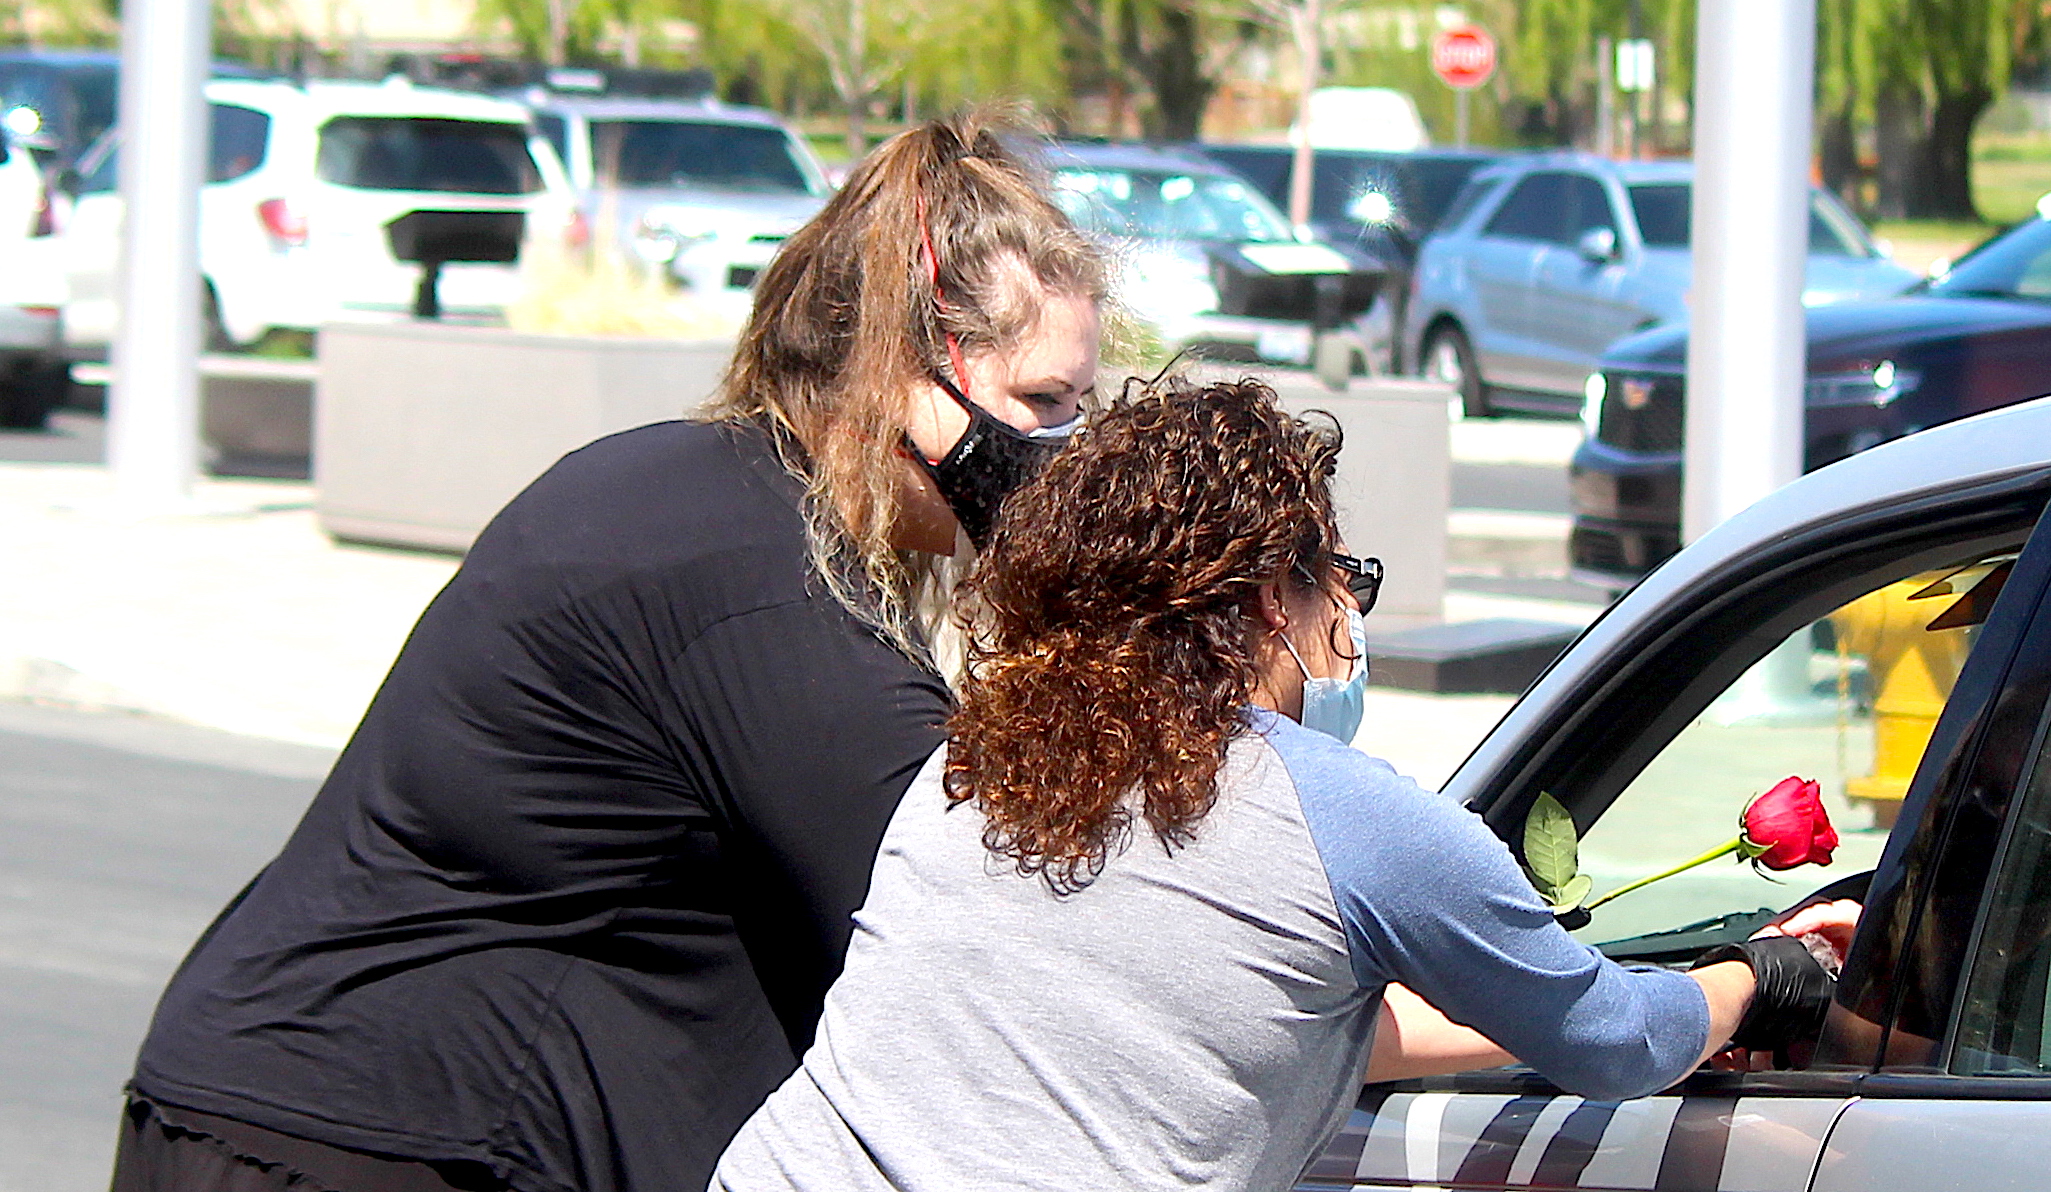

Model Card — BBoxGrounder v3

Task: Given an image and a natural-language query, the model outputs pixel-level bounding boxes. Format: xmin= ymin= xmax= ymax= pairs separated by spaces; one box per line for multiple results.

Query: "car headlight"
xmin=633 ymin=216 xmax=717 ymax=264
xmin=1805 ymin=360 xmax=1921 ymax=408
xmin=1582 ymin=371 xmax=1606 ymax=436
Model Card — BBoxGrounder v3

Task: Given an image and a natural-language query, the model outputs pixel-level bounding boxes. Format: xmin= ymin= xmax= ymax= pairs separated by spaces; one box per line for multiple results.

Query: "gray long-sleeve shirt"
xmin=712 ymin=710 xmax=1709 ymax=1191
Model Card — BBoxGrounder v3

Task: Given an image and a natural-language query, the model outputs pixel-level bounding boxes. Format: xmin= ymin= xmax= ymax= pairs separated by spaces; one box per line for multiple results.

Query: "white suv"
xmin=528 ymin=94 xmax=828 ymax=299
xmin=61 ymin=77 xmax=577 ymax=352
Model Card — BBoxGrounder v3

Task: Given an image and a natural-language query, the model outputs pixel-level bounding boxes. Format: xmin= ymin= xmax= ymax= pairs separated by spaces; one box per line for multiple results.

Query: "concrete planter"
xmin=315 ymin=322 xmax=735 ymax=553
xmin=1253 ymin=373 xmax=1455 ymax=627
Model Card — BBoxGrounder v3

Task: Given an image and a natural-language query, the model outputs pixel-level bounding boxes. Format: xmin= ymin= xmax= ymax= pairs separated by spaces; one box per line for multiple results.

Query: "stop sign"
xmin=1431 ymin=25 xmax=1496 ymax=90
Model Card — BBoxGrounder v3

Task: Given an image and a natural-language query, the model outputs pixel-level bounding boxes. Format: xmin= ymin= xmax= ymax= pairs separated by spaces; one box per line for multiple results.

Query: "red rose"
xmin=1742 ymin=776 xmax=1838 ymax=870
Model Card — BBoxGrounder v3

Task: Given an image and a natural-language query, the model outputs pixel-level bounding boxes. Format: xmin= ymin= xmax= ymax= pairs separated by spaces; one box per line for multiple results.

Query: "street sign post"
xmin=1430 ymin=25 xmax=1496 ymax=149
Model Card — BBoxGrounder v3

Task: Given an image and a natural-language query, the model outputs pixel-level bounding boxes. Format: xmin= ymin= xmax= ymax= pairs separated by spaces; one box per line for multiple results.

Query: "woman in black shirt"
xmin=111 ymin=110 xmax=1105 ymax=1192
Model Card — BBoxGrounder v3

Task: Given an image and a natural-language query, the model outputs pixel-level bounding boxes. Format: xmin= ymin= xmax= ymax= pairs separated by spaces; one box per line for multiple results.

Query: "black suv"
xmin=1571 ymin=215 xmax=2051 ymax=587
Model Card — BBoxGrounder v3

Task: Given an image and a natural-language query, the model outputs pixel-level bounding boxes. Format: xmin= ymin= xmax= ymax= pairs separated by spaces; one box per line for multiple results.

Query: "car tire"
xmin=0 ymin=359 xmax=70 ymax=430
xmin=202 ymin=283 xmax=237 ymax=354
xmin=1422 ymin=323 xmax=1490 ymax=418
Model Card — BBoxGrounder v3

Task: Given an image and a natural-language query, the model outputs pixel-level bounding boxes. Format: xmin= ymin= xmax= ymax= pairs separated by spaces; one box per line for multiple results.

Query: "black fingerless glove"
xmin=1690 ymin=935 xmax=1835 ymax=1054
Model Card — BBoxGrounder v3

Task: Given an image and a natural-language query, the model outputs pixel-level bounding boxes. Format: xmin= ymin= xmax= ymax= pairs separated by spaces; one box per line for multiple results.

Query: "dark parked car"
xmin=1046 ymin=142 xmax=1383 ymax=369
xmin=1571 ymin=214 xmax=2051 ymax=588
xmin=1298 ymin=396 xmax=2051 ymax=1189
xmin=1191 ymin=143 xmax=1500 ymax=370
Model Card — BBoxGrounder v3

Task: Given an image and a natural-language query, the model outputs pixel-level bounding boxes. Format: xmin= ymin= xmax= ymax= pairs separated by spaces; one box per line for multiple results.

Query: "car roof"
xmin=1472 ymin=152 xmax=1693 ymax=186
xmin=1198 ymin=142 xmax=1503 ymax=164
xmin=1450 ymin=394 xmax=2051 ymax=803
xmin=1046 ymin=140 xmax=1231 ymax=175
xmin=204 ymin=78 xmax=536 ymax=124
xmin=526 ymin=94 xmax=788 ymax=127
xmin=0 ymin=50 xmax=121 ymax=68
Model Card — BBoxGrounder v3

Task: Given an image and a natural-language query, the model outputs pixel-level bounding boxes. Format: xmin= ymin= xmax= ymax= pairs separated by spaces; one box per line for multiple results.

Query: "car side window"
xmin=1561 ymin=174 xmax=1618 ymax=243
xmin=1483 ymin=173 xmax=1570 ymax=243
xmin=209 ymin=103 xmax=270 ymax=184
xmin=1569 ymin=558 xmax=2005 ymax=948
xmin=1436 ymin=175 xmax=1501 ymax=234
xmin=1952 ymin=682 xmax=2051 ymax=1074
xmin=534 ymin=113 xmax=570 ymax=171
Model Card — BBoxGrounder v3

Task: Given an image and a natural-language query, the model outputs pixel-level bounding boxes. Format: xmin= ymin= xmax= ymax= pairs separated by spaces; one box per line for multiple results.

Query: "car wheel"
xmin=1422 ymin=323 xmax=1490 ymax=418
xmin=0 ymin=359 xmax=70 ymax=430
xmin=202 ymin=284 xmax=236 ymax=354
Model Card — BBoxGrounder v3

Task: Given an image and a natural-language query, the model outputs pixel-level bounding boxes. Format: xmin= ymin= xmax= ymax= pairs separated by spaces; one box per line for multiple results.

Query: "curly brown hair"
xmin=945 ymin=378 xmax=1344 ymax=892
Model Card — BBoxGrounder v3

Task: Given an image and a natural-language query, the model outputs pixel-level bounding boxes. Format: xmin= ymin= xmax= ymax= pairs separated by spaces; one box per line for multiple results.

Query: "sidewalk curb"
xmin=0 ymin=652 xmax=158 ymax=719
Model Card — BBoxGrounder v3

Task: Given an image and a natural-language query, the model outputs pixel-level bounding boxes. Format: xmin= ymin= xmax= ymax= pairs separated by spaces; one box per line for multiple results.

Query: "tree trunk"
xmin=843 ymin=0 xmax=867 ymax=161
xmin=1138 ymin=4 xmax=1212 ymax=142
xmin=1818 ymin=103 xmax=1859 ymax=212
xmin=1286 ymin=1 xmax=1319 ymax=231
xmin=1916 ymin=87 xmax=1991 ymax=221
xmin=1873 ymin=81 xmax=1927 ymax=220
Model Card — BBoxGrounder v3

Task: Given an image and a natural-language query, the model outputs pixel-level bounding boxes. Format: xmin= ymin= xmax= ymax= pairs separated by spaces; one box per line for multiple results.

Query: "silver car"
xmin=1298 ymin=394 xmax=2051 ymax=1189
xmin=528 ymin=94 xmax=830 ymax=295
xmin=1407 ymin=154 xmax=1917 ymax=417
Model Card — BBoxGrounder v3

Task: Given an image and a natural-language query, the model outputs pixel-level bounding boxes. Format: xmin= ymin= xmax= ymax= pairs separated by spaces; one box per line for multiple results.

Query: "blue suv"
xmin=1407 ymin=154 xmax=1917 ymax=417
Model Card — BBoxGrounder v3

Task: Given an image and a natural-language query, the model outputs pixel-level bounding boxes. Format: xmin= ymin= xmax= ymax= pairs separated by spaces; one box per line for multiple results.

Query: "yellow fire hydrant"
xmin=1830 ymin=576 xmax=1975 ymax=828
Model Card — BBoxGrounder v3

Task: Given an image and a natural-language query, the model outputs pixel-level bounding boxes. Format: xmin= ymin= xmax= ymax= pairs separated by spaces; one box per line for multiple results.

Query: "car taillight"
xmin=566 ymin=208 xmax=591 ymax=250
xmin=29 ymin=185 xmax=53 ymax=237
xmin=257 ymin=198 xmax=307 ymax=247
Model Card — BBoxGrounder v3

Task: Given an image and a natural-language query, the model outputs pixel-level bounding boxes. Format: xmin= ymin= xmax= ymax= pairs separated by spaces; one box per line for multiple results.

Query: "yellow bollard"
xmin=1830 ymin=577 xmax=1975 ymax=828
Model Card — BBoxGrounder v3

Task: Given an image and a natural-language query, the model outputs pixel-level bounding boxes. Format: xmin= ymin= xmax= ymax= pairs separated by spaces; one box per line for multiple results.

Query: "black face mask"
xmin=908 ymin=375 xmax=1078 ymax=549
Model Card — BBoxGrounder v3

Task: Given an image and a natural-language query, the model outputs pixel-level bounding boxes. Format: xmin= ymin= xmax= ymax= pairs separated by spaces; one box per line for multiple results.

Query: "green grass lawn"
xmin=1970 ymin=131 xmax=2051 ymax=224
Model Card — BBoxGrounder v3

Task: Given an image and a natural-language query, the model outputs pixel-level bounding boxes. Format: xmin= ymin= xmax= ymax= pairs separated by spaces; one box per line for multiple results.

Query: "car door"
xmin=1527 ymin=173 xmax=1638 ymax=396
xmin=1807 ymin=498 xmax=2051 ymax=1190
xmin=1298 ymin=463 xmax=2051 ymax=1191
xmin=1465 ymin=171 xmax=1569 ymax=392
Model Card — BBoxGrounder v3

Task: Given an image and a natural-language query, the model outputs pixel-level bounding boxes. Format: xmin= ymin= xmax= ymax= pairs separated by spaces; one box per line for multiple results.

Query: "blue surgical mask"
xmin=1280 ymin=607 xmax=1369 ymax=745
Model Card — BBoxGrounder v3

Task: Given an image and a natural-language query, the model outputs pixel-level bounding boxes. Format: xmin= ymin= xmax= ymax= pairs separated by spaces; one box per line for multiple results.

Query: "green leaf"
xmin=1523 ymin=793 xmax=1581 ymax=897
xmin=1549 ymin=873 xmax=1594 ymax=912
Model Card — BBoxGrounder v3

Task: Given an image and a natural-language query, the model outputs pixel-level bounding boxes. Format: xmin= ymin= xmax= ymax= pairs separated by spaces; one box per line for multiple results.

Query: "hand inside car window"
xmin=1569 ymin=556 xmax=2007 ymax=952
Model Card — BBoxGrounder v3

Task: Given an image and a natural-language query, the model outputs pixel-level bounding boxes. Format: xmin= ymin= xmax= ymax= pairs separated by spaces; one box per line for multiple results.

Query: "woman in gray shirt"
xmin=712 ymin=379 xmax=1836 ymax=1192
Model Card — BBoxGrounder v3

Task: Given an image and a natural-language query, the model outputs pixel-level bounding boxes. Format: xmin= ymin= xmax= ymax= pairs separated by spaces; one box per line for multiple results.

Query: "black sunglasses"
xmin=1299 ymin=553 xmax=1383 ymax=614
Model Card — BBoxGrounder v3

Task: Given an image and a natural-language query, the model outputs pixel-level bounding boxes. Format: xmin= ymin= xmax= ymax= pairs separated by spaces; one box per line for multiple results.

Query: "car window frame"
xmin=1484 ymin=471 xmax=2051 ymax=1091
xmin=1345 ymin=469 xmax=2051 ymax=1107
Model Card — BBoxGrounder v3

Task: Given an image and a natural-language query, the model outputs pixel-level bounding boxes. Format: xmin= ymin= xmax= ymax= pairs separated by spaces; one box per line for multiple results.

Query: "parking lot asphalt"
xmin=0 ymin=700 xmax=330 ymax=1192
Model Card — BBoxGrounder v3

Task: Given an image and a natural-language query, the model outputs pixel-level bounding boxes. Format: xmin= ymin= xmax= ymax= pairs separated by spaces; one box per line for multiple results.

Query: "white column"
xmin=1682 ymin=0 xmax=1813 ymax=543
xmin=1689 ymin=0 xmax=1821 ymax=727
xmin=107 ymin=0 xmax=211 ymax=509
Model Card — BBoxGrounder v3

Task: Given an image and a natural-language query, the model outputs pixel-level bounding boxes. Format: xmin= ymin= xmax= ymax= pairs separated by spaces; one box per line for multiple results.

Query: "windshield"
xmin=1927 ymin=219 xmax=2051 ymax=300
xmin=1053 ymin=167 xmax=1293 ymax=243
xmin=588 ymin=120 xmax=822 ymax=195
xmin=317 ymin=117 xmax=541 ymax=195
xmin=1625 ymin=182 xmax=1872 ymax=255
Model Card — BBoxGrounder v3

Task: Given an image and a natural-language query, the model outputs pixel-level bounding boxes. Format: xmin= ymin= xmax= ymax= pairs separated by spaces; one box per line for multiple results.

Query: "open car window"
xmin=1569 ymin=557 xmax=2010 ymax=952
